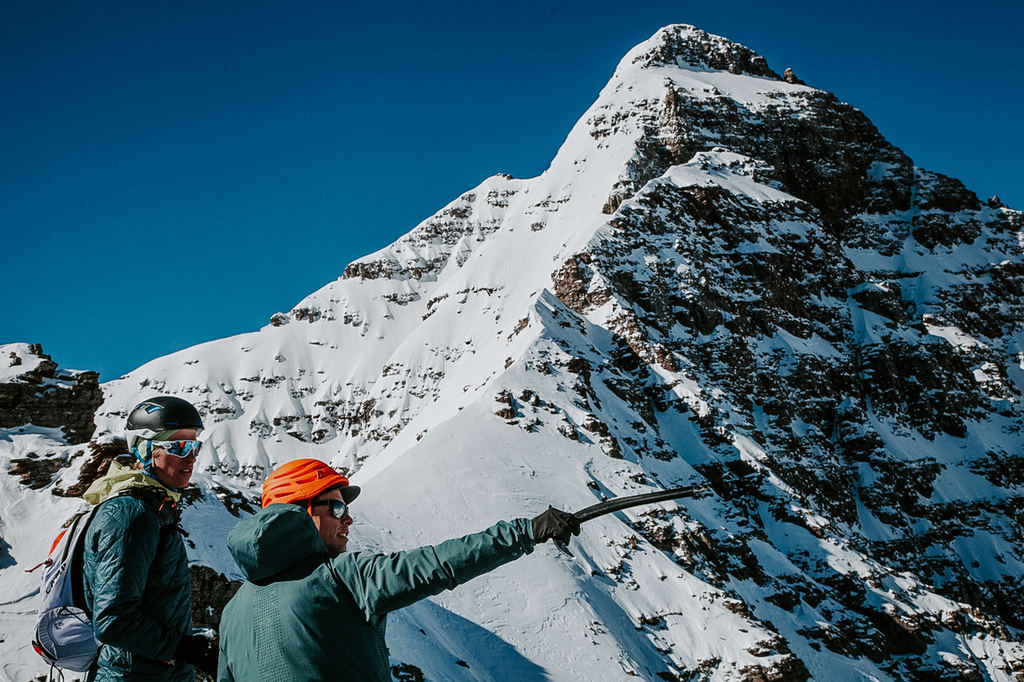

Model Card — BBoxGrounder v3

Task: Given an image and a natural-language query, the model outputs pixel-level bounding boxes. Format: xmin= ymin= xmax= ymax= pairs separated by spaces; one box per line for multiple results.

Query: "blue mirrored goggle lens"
xmin=310 ymin=499 xmax=348 ymax=519
xmin=151 ymin=440 xmax=202 ymax=458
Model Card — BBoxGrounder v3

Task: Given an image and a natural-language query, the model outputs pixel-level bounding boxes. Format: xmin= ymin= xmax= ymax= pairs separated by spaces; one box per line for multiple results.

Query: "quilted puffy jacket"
xmin=218 ymin=503 xmax=536 ymax=682
xmin=81 ymin=461 xmax=193 ymax=682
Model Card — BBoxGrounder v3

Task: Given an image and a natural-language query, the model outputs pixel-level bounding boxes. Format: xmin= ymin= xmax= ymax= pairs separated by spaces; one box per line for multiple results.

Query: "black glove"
xmin=173 ymin=633 xmax=219 ymax=678
xmin=532 ymin=506 xmax=581 ymax=545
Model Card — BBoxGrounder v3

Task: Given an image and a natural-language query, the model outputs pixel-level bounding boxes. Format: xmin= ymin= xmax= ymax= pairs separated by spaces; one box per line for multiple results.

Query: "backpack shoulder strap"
xmin=111 ymin=486 xmax=187 ymax=534
xmin=68 ymin=505 xmax=104 ymax=616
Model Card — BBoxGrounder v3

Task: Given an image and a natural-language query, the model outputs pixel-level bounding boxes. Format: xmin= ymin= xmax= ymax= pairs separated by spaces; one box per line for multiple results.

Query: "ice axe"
xmin=555 ymin=484 xmax=707 ymax=556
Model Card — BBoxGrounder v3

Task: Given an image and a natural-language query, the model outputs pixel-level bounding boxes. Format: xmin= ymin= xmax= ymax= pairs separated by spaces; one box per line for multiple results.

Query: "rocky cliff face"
xmin=538 ymin=26 xmax=1024 ymax=681
xmin=552 ymin=148 xmax=1024 ymax=677
xmin=4 ymin=24 xmax=1023 ymax=682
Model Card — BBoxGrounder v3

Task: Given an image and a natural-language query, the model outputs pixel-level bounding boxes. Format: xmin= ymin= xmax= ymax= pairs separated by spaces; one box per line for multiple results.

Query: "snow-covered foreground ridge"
xmin=4 ymin=24 xmax=1024 ymax=682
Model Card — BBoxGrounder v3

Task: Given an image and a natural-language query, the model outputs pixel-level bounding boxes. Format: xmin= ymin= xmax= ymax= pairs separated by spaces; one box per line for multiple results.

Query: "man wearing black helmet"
xmin=80 ymin=396 xmax=217 ymax=681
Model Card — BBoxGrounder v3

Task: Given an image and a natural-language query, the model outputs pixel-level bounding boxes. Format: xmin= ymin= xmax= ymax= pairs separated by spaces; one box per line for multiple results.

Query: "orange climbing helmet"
xmin=262 ymin=459 xmax=361 ymax=508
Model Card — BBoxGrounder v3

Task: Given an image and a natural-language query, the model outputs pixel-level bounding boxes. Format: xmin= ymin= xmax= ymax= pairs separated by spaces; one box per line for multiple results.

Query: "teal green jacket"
xmin=218 ymin=504 xmax=536 ymax=682
xmin=81 ymin=462 xmax=193 ymax=682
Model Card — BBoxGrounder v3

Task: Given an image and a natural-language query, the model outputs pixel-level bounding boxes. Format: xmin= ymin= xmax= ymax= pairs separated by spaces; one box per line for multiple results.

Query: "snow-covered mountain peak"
xmin=4 ymin=24 xmax=1024 ymax=682
xmin=623 ymin=24 xmax=782 ymax=81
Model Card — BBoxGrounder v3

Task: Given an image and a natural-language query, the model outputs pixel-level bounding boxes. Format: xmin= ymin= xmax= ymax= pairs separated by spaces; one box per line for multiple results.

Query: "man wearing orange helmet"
xmin=216 ymin=458 xmax=579 ymax=682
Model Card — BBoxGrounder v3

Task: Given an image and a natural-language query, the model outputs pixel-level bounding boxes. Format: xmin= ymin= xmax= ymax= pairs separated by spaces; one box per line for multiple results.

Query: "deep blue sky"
xmin=3 ymin=0 xmax=1021 ymax=382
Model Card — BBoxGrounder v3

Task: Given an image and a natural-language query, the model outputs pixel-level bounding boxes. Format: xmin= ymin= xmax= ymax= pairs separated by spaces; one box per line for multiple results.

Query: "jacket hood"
xmin=82 ymin=459 xmax=182 ymax=505
xmin=227 ymin=503 xmax=328 ymax=581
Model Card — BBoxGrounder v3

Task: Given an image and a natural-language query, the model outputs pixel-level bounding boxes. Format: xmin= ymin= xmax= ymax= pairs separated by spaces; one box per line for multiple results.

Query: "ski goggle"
xmin=309 ymin=498 xmax=349 ymax=520
xmin=150 ymin=440 xmax=202 ymax=458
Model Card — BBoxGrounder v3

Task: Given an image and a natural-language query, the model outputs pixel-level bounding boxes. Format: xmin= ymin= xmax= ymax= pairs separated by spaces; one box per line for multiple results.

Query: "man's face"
xmin=309 ymin=489 xmax=353 ymax=553
xmin=150 ymin=428 xmax=198 ymax=489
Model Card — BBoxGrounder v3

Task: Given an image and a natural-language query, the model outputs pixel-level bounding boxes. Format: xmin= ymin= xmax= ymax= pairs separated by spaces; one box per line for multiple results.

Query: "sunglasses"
xmin=150 ymin=440 xmax=202 ymax=458
xmin=309 ymin=498 xmax=349 ymax=519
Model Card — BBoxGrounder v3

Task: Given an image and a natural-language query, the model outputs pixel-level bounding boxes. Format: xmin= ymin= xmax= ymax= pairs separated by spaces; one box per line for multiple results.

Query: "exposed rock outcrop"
xmin=0 ymin=343 xmax=104 ymax=444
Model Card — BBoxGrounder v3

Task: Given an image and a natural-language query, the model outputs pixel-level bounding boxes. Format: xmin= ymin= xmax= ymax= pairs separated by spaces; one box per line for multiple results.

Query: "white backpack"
xmin=31 ymin=504 xmax=103 ymax=672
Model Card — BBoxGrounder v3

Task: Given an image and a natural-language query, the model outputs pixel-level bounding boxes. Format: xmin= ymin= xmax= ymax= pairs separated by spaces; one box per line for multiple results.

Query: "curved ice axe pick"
xmin=555 ymin=484 xmax=708 ymax=556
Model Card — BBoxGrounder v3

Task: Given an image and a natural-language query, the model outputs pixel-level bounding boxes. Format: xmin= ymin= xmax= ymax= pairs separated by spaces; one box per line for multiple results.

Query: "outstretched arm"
xmin=335 ymin=517 xmax=536 ymax=619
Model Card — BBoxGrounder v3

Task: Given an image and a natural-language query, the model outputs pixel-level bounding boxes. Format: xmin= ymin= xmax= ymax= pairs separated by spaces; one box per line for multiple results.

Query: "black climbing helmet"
xmin=125 ymin=395 xmax=204 ymax=486
xmin=126 ymin=396 xmax=204 ymax=437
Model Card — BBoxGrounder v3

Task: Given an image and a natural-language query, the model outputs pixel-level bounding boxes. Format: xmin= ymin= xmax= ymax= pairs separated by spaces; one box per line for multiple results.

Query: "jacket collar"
xmin=83 ymin=460 xmax=183 ymax=506
xmin=227 ymin=504 xmax=327 ymax=581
